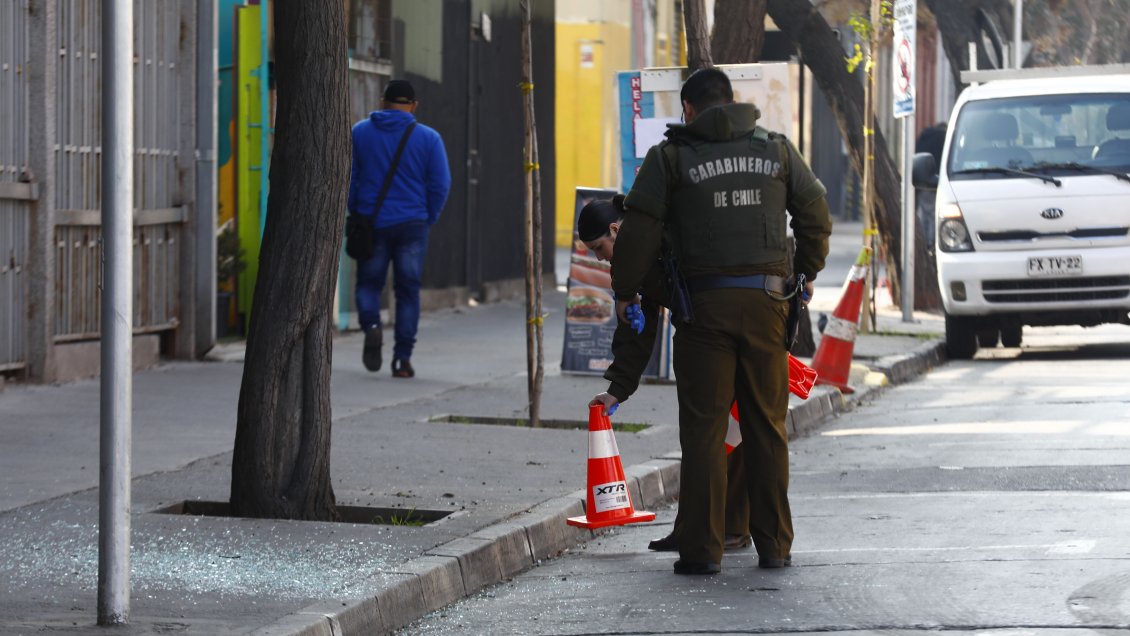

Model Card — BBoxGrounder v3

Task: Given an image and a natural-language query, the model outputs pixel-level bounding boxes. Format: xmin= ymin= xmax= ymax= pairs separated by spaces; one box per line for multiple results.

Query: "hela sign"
xmin=892 ymin=0 xmax=916 ymax=118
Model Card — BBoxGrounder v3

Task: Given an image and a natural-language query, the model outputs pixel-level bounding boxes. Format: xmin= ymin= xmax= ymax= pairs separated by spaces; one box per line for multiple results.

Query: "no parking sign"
xmin=893 ymin=0 xmax=916 ymax=118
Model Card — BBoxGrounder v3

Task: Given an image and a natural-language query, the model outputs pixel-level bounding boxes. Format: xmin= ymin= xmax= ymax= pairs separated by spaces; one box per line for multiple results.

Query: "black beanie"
xmin=577 ymin=195 xmax=626 ymax=242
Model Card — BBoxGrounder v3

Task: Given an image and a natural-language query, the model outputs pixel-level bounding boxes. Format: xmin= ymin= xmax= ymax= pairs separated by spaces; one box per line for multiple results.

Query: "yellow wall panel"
xmin=554 ymin=21 xmax=630 ymax=246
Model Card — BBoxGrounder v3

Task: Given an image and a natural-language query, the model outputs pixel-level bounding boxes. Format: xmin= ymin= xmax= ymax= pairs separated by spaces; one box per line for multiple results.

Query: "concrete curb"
xmin=260 ymin=338 xmax=946 ymax=635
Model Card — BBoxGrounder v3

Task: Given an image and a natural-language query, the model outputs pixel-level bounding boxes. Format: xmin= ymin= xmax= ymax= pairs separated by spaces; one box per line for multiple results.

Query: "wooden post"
xmin=860 ymin=0 xmax=881 ymax=333
xmin=520 ymin=0 xmax=544 ymax=427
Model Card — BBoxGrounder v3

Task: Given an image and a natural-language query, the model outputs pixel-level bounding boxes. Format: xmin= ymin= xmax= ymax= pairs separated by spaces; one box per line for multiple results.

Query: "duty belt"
xmin=687 ymin=273 xmax=789 ymax=296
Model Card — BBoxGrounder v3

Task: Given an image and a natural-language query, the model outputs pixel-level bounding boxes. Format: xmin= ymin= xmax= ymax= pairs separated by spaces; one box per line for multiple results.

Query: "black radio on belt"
xmin=785 ymin=273 xmax=807 ymax=352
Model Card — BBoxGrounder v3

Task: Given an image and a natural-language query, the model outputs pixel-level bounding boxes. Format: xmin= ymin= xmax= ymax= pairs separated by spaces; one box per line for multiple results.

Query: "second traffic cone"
xmin=725 ymin=354 xmax=819 ymax=454
xmin=811 ymin=246 xmax=871 ymax=394
xmin=567 ymin=404 xmax=656 ymax=529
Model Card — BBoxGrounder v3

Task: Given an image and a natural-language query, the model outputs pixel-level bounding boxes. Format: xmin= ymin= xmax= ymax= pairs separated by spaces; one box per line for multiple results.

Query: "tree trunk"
xmin=711 ymin=0 xmax=768 ymax=64
xmin=520 ymin=0 xmax=545 ymax=427
xmin=921 ymin=0 xmax=1013 ymax=93
xmin=683 ymin=0 xmax=714 ymax=69
xmin=230 ymin=0 xmax=349 ymax=521
xmin=767 ymin=0 xmax=906 ymax=310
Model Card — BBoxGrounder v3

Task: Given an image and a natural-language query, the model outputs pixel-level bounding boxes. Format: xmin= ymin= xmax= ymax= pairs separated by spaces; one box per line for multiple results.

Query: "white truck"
xmin=912 ymin=64 xmax=1130 ymax=359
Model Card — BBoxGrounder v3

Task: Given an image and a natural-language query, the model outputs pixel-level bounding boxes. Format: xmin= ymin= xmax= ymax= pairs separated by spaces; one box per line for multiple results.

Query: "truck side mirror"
xmin=912 ymin=153 xmax=938 ymax=189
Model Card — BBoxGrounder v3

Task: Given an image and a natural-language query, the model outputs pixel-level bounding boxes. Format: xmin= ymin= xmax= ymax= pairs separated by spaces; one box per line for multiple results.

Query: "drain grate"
xmin=430 ymin=414 xmax=649 ymax=433
xmin=155 ymin=500 xmax=452 ymax=526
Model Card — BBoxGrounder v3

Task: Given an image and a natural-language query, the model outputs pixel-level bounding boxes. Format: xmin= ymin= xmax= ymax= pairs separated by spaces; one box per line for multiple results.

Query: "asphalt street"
xmin=403 ymin=325 xmax=1130 ymax=634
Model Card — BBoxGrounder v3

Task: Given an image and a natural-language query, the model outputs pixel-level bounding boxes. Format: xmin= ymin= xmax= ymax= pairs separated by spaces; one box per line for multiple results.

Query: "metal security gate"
xmin=1 ymin=0 xmax=210 ymax=381
xmin=0 ymin=0 xmax=32 ymax=371
xmin=52 ymin=0 xmax=185 ymax=341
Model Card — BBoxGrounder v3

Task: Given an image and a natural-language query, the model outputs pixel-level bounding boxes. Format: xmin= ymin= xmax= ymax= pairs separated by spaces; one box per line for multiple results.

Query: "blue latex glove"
xmin=625 ymin=303 xmax=645 ymax=335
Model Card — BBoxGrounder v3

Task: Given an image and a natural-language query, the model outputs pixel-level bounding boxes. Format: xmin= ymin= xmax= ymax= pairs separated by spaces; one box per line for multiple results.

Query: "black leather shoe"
xmin=758 ymin=554 xmax=792 ymax=569
xmin=723 ymin=534 xmax=752 ymax=551
xmin=674 ymin=560 xmax=721 ymax=575
xmin=648 ymin=533 xmax=678 ymax=552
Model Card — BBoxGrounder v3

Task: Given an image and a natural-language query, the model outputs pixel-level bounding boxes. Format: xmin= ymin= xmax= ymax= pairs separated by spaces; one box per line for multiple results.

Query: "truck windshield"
xmin=948 ymin=93 xmax=1130 ymax=179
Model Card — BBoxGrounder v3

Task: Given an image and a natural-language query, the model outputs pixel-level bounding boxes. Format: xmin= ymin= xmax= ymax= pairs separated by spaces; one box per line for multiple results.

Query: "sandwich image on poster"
xmin=568 ymin=253 xmax=612 ymax=288
xmin=566 ymin=286 xmax=614 ymax=324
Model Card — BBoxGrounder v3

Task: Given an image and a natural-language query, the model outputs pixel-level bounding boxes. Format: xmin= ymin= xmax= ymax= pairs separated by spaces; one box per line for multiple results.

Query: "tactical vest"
xmin=660 ymin=127 xmax=790 ymax=270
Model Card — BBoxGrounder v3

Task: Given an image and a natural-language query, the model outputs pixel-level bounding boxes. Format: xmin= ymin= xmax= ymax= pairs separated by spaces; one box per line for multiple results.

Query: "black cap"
xmin=383 ymin=79 xmax=416 ymax=104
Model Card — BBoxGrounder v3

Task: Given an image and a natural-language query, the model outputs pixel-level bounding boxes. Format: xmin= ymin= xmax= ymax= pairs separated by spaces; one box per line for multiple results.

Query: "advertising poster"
xmin=561 ymin=187 xmax=664 ymax=376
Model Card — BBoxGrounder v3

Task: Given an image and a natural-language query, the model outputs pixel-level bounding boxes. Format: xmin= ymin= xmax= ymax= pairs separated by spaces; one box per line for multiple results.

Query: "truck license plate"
xmin=1027 ymin=255 xmax=1082 ymax=276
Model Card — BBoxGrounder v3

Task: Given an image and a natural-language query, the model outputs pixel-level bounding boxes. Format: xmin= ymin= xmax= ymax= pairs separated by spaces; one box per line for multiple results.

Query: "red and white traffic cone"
xmin=567 ymin=404 xmax=656 ymax=529
xmin=811 ymin=246 xmax=871 ymax=394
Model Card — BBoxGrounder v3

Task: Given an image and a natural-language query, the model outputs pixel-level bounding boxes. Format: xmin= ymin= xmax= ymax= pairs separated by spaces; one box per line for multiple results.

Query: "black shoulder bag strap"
xmin=372 ymin=122 xmax=418 ymax=219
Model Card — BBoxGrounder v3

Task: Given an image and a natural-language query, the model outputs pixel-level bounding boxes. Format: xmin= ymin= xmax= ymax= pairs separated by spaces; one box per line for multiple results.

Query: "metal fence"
xmin=0 ymin=0 xmax=191 ymax=373
xmin=51 ymin=0 xmax=185 ymax=340
xmin=0 ymin=0 xmax=31 ymax=370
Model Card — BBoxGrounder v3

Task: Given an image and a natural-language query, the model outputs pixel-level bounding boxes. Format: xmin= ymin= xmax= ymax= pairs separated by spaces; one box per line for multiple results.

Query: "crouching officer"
xmin=579 ymin=195 xmax=754 ymax=553
xmin=611 ymin=68 xmax=832 ymax=575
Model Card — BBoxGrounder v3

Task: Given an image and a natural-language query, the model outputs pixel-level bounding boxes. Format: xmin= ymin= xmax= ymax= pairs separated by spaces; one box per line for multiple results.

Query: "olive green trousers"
xmin=672 ymin=287 xmax=793 ymax=565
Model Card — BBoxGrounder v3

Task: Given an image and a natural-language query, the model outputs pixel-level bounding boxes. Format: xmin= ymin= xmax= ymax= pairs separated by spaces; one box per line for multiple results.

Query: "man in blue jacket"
xmin=349 ymin=79 xmax=451 ymax=378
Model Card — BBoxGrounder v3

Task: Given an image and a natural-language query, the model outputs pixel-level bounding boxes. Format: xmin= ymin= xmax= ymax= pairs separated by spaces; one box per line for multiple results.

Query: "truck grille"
xmin=978 ymin=227 xmax=1129 ymax=242
xmin=983 ymin=275 xmax=1130 ymax=303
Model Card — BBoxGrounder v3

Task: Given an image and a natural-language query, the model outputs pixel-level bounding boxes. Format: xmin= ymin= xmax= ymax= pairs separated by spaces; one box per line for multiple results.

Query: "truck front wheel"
xmin=1000 ymin=324 xmax=1023 ymax=348
xmin=945 ymin=314 xmax=979 ymax=360
xmin=977 ymin=328 xmax=1000 ymax=348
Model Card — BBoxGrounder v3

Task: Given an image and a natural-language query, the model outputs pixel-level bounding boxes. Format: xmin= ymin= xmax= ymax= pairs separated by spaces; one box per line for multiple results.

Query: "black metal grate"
xmin=979 ymin=227 xmax=1129 ymax=242
xmin=983 ymin=275 xmax=1130 ymax=302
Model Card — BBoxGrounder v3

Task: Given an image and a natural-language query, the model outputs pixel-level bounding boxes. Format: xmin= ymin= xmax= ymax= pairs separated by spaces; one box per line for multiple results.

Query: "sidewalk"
xmin=0 ymin=260 xmax=945 ymax=635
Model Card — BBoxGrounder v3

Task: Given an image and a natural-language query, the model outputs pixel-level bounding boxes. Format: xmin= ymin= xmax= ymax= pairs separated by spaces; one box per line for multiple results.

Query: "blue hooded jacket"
xmin=348 ymin=109 xmax=451 ymax=229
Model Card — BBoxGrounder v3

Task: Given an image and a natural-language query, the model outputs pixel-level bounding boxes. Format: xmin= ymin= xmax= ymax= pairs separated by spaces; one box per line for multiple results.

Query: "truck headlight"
xmin=938 ymin=218 xmax=974 ymax=252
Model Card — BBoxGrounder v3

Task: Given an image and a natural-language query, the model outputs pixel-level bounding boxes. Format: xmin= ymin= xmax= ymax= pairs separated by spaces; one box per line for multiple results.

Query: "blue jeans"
xmin=355 ymin=220 xmax=429 ymax=361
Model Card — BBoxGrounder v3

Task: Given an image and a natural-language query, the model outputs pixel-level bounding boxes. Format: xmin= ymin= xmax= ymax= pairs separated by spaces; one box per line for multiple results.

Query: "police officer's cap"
xmin=577 ymin=195 xmax=626 ymax=242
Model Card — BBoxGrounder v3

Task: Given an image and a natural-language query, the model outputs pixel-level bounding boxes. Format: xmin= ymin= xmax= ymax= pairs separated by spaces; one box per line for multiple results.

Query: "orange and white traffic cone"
xmin=811 ymin=246 xmax=871 ymax=394
xmin=567 ymin=404 xmax=656 ymax=529
xmin=725 ymin=354 xmax=818 ymax=454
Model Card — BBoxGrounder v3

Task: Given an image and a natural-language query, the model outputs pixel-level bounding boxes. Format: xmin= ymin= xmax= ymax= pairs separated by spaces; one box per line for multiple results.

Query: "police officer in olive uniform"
xmin=612 ymin=68 xmax=832 ymax=575
xmin=578 ymin=195 xmax=753 ymax=553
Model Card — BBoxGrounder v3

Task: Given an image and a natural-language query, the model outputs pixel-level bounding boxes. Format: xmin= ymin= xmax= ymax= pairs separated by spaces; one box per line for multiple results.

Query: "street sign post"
xmin=893 ymin=0 xmax=917 ymax=322
xmin=892 ymin=0 xmax=916 ymax=119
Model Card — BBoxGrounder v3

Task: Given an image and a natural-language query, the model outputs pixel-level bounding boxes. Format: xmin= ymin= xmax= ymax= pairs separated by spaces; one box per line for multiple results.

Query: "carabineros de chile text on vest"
xmin=686 ymin=154 xmax=781 ymax=209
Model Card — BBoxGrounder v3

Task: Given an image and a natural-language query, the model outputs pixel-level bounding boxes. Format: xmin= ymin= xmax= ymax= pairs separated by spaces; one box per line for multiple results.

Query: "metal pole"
xmin=98 ymin=0 xmax=133 ymax=625
xmin=1013 ymin=0 xmax=1023 ymax=68
xmin=197 ymin=0 xmax=218 ymax=355
xmin=900 ymin=113 xmax=916 ymax=322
